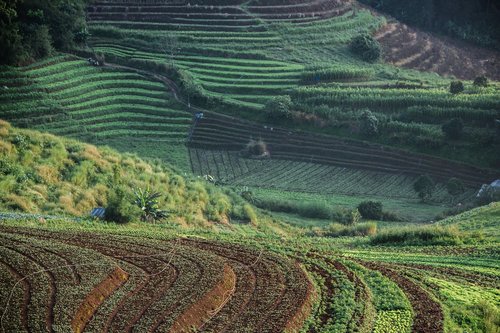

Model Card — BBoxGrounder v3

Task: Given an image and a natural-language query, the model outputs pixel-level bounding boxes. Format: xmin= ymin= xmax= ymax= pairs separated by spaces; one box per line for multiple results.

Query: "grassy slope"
xmin=438 ymin=202 xmax=500 ymax=241
xmin=0 ymin=121 xmax=258 ymax=227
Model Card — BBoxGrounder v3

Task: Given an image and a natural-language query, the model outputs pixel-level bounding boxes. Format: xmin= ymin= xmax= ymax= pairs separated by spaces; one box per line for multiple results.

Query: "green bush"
xmin=473 ymin=76 xmax=488 ymax=87
xmin=105 ymin=187 xmax=137 ymax=224
xmin=414 ymin=175 xmax=435 ymax=202
xmin=442 ymin=118 xmax=464 ymax=140
xmin=446 ymin=177 xmax=466 ymax=196
xmin=450 ymin=81 xmax=464 ymax=94
xmin=255 ymin=198 xmax=333 ymax=219
xmin=360 ymin=110 xmax=379 ymax=137
xmin=357 ymin=201 xmax=383 ymax=220
xmin=264 ymin=95 xmax=293 ymax=122
xmin=350 ymin=34 xmax=382 ymax=62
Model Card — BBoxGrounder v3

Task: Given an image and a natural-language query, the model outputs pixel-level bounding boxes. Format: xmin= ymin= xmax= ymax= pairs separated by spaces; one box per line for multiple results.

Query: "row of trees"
xmin=0 ymin=0 xmax=89 ymax=65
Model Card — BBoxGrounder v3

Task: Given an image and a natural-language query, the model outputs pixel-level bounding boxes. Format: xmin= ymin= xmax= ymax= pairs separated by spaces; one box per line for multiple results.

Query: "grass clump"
xmin=306 ymin=222 xmax=377 ymax=238
xmin=370 ymin=225 xmax=482 ymax=246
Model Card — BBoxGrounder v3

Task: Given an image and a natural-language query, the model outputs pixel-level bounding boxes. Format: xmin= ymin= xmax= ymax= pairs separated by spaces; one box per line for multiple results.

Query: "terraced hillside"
xmin=1 ymin=208 xmax=499 ymax=332
xmin=0 ymin=55 xmax=192 ymax=166
xmin=84 ymin=0 xmax=500 ymax=168
xmin=85 ymin=0 xmax=383 ymax=110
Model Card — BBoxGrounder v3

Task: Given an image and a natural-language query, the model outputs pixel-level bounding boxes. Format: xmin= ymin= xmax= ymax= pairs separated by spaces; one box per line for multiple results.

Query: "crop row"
xmin=188 ymin=111 xmax=497 ymax=184
xmin=0 ymin=56 xmax=191 ymax=147
xmin=189 ymin=148 xmax=476 ymax=203
xmin=0 ymin=226 xmax=314 ymax=332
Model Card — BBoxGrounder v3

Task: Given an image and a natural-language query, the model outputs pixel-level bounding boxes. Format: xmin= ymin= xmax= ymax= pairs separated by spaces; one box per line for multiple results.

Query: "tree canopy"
xmin=0 ymin=0 xmax=88 ymax=65
xmin=359 ymin=0 xmax=500 ymax=50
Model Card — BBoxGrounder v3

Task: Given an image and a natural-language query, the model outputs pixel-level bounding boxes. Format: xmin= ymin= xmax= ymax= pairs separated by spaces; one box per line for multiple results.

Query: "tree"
xmin=450 ymin=81 xmax=464 ymax=94
xmin=133 ymin=187 xmax=168 ymax=223
xmin=0 ymin=0 xmax=88 ymax=65
xmin=264 ymin=95 xmax=293 ymax=122
xmin=357 ymin=201 xmax=383 ymax=220
xmin=105 ymin=187 xmax=138 ymax=223
xmin=350 ymin=34 xmax=382 ymax=62
xmin=359 ymin=110 xmax=379 ymax=137
xmin=473 ymin=75 xmax=488 ymax=87
xmin=446 ymin=177 xmax=465 ymax=203
xmin=413 ymin=175 xmax=435 ymax=202
xmin=442 ymin=118 xmax=464 ymax=140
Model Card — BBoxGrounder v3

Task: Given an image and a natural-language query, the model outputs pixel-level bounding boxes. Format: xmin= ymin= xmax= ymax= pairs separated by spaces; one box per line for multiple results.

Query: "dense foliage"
xmin=359 ymin=0 xmax=500 ymax=49
xmin=0 ymin=0 xmax=88 ymax=65
xmin=349 ymin=34 xmax=382 ymax=62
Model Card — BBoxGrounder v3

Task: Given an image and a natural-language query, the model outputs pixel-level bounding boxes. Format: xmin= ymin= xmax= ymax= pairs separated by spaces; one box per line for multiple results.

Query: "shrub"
xmin=243 ymin=204 xmax=258 ymax=225
xmin=449 ymin=81 xmax=464 ymax=94
xmin=446 ymin=178 xmax=466 ymax=197
xmin=105 ymin=187 xmax=137 ymax=223
xmin=442 ymin=118 xmax=464 ymax=140
xmin=264 ymin=95 xmax=293 ymax=122
xmin=245 ymin=139 xmax=268 ymax=157
xmin=357 ymin=201 xmax=383 ymax=220
xmin=255 ymin=198 xmax=333 ymax=219
xmin=413 ymin=175 xmax=435 ymax=202
xmin=473 ymin=76 xmax=488 ymax=87
xmin=359 ymin=110 xmax=379 ymax=137
xmin=370 ymin=225 xmax=478 ymax=246
xmin=322 ymin=222 xmax=377 ymax=237
xmin=350 ymin=34 xmax=382 ymax=62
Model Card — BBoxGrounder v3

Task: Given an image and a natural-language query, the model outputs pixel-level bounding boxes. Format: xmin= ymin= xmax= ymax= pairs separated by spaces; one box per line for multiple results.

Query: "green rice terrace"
xmin=0 ymin=0 xmax=499 ymax=332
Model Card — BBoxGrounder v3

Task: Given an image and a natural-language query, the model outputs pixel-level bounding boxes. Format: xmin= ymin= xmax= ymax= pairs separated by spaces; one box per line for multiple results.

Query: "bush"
xmin=243 ymin=204 xmax=258 ymax=225
xmin=446 ymin=178 xmax=466 ymax=197
xmin=370 ymin=225 xmax=479 ymax=246
xmin=414 ymin=175 xmax=435 ymax=202
xmin=264 ymin=95 xmax=293 ymax=122
xmin=473 ymin=76 xmax=488 ymax=87
xmin=245 ymin=139 xmax=268 ymax=157
xmin=359 ymin=110 xmax=379 ymax=137
xmin=450 ymin=81 xmax=464 ymax=94
xmin=104 ymin=187 xmax=137 ymax=223
xmin=442 ymin=118 xmax=464 ymax=140
xmin=255 ymin=198 xmax=333 ymax=219
xmin=321 ymin=222 xmax=377 ymax=237
xmin=357 ymin=201 xmax=383 ymax=220
xmin=350 ymin=34 xmax=382 ymax=62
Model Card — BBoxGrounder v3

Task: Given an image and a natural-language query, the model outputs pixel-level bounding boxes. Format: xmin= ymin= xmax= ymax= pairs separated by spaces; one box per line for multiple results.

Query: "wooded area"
xmin=0 ymin=0 xmax=88 ymax=65
xmin=360 ymin=0 xmax=500 ymax=49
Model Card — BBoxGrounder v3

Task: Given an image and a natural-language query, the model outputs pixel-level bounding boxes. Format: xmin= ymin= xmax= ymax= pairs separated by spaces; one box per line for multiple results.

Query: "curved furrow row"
xmin=0 ymin=258 xmax=30 ymax=333
xmin=357 ymin=260 xmax=444 ymax=333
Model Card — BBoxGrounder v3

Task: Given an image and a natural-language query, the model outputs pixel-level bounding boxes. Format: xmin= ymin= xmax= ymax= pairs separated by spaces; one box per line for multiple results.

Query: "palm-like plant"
xmin=133 ymin=187 xmax=168 ymax=223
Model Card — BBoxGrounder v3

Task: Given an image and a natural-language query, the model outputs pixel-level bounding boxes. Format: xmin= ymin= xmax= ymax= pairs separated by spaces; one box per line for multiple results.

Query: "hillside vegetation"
xmin=0 ymin=121 xmax=256 ymax=226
